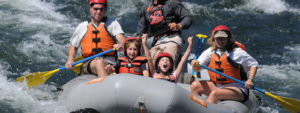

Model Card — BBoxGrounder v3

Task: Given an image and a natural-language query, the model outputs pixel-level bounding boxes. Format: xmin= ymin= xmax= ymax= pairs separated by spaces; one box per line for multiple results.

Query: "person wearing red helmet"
xmin=65 ymin=0 xmax=126 ymax=77
xmin=137 ymin=0 xmax=192 ymax=69
xmin=105 ymin=37 xmax=154 ymax=77
xmin=191 ymin=25 xmax=258 ymax=104
xmin=149 ymin=36 xmax=193 ymax=83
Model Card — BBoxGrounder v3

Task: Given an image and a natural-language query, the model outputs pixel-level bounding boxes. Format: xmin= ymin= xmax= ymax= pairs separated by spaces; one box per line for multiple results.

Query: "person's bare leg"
xmin=191 ymin=81 xmax=216 ymax=96
xmin=206 ymin=87 xmax=244 ymax=104
xmin=89 ymin=58 xmax=108 ymax=77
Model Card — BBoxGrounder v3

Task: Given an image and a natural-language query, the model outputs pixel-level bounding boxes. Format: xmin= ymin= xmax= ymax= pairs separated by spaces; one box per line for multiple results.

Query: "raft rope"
xmin=139 ymin=102 xmax=145 ymax=113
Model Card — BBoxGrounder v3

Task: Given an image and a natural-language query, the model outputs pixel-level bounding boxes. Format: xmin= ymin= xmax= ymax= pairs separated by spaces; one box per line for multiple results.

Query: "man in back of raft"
xmin=137 ymin=0 xmax=192 ymax=67
xmin=65 ymin=0 xmax=125 ymax=77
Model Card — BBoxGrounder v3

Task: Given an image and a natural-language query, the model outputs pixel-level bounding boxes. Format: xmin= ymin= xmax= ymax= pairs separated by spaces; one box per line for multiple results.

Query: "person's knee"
xmin=191 ymin=81 xmax=200 ymax=88
xmin=209 ymin=90 xmax=223 ymax=101
xmin=93 ymin=59 xmax=105 ymax=66
xmin=191 ymin=81 xmax=203 ymax=93
xmin=209 ymin=90 xmax=217 ymax=98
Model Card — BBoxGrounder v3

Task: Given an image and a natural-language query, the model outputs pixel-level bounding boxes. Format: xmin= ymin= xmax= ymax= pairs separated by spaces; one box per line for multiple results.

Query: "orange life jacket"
xmin=208 ymin=53 xmax=247 ymax=84
xmin=81 ymin=23 xmax=115 ymax=57
xmin=235 ymin=41 xmax=246 ymax=51
xmin=118 ymin=56 xmax=147 ymax=75
xmin=153 ymin=73 xmax=175 ymax=82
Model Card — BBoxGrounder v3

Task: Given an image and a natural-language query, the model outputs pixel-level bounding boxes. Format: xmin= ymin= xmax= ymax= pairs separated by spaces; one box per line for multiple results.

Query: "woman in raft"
xmin=190 ymin=25 xmax=258 ymax=104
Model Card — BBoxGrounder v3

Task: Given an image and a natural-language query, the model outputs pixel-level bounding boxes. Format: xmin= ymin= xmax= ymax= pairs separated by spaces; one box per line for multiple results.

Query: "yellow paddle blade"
xmin=266 ymin=92 xmax=300 ymax=113
xmin=196 ymin=34 xmax=208 ymax=38
xmin=72 ymin=56 xmax=84 ymax=74
xmin=73 ymin=63 xmax=83 ymax=74
xmin=16 ymin=69 xmax=59 ymax=88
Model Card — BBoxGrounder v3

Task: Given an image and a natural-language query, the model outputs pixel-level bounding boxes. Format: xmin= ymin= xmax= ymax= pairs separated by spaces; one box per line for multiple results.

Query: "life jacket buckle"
xmin=215 ymin=61 xmax=222 ymax=64
xmin=126 ymin=63 xmax=133 ymax=68
xmin=216 ymin=68 xmax=224 ymax=72
xmin=92 ymin=38 xmax=101 ymax=43
xmin=216 ymin=78 xmax=227 ymax=81
xmin=92 ymin=30 xmax=99 ymax=34
xmin=92 ymin=48 xmax=103 ymax=53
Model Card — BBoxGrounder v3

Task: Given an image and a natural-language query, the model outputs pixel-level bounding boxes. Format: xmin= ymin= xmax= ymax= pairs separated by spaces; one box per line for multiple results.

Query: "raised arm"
xmin=174 ymin=36 xmax=193 ymax=81
xmin=142 ymin=34 xmax=155 ymax=77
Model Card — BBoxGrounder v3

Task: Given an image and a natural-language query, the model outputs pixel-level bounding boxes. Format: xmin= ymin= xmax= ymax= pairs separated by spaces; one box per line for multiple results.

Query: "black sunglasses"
xmin=93 ymin=7 xmax=105 ymax=11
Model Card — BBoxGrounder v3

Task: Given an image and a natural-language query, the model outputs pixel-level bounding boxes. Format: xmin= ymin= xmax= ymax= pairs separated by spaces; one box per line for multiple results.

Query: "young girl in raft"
xmin=106 ymin=37 xmax=154 ymax=77
xmin=142 ymin=34 xmax=193 ymax=83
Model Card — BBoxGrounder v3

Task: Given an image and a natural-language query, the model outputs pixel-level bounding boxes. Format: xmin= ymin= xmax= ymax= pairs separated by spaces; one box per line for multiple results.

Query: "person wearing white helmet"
xmin=65 ymin=0 xmax=125 ymax=77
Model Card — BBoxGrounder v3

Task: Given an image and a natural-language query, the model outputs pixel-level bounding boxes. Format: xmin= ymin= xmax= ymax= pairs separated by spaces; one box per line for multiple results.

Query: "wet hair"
xmin=208 ymin=30 xmax=236 ymax=52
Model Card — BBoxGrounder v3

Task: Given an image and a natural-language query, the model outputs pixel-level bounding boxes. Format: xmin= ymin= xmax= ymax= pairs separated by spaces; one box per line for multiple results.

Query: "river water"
xmin=0 ymin=0 xmax=300 ymax=113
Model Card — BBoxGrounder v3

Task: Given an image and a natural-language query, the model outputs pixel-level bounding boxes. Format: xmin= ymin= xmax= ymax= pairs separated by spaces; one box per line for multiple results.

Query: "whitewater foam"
xmin=235 ymin=0 xmax=300 ymax=14
xmin=17 ymin=33 xmax=69 ymax=63
xmin=0 ymin=60 xmax=67 ymax=113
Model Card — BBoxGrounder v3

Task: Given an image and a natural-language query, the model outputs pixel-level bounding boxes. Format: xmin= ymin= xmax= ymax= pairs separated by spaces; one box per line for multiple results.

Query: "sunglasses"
xmin=93 ymin=7 xmax=105 ymax=11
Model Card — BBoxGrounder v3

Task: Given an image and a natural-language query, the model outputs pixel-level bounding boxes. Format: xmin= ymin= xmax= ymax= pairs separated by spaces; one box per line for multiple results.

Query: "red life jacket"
xmin=208 ymin=53 xmax=247 ymax=84
xmin=81 ymin=23 xmax=115 ymax=57
xmin=118 ymin=56 xmax=147 ymax=75
xmin=147 ymin=4 xmax=164 ymax=25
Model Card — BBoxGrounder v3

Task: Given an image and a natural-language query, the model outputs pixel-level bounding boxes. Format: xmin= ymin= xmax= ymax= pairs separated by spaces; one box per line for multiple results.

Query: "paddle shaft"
xmin=59 ymin=48 xmax=115 ymax=70
xmin=200 ymin=65 xmax=265 ymax=94
xmin=194 ymin=38 xmax=202 ymax=60
xmin=193 ymin=37 xmax=206 ymax=78
xmin=192 ymin=38 xmax=202 ymax=76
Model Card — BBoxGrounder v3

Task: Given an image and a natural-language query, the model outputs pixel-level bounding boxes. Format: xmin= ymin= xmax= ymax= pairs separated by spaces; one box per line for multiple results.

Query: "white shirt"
xmin=197 ymin=47 xmax=258 ymax=73
xmin=70 ymin=17 xmax=124 ymax=48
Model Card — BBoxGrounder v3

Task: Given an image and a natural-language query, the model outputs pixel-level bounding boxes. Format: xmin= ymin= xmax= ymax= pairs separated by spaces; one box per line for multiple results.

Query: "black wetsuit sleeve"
xmin=172 ymin=0 xmax=192 ymax=29
xmin=137 ymin=2 xmax=150 ymax=36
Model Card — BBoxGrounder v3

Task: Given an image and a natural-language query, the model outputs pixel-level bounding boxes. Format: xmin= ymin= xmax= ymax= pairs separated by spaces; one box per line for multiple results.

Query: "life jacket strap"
xmin=216 ymin=68 xmax=224 ymax=73
xmin=120 ymin=64 xmax=140 ymax=68
xmin=92 ymin=30 xmax=99 ymax=34
xmin=92 ymin=48 xmax=103 ymax=53
xmin=216 ymin=78 xmax=227 ymax=82
xmin=92 ymin=38 xmax=101 ymax=43
xmin=215 ymin=61 xmax=222 ymax=64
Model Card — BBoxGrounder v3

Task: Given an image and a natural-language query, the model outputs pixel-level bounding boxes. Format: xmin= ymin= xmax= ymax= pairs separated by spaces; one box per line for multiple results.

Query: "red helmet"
xmin=123 ymin=37 xmax=142 ymax=57
xmin=90 ymin=0 xmax=107 ymax=6
xmin=156 ymin=53 xmax=172 ymax=60
xmin=212 ymin=25 xmax=230 ymax=35
xmin=155 ymin=53 xmax=174 ymax=74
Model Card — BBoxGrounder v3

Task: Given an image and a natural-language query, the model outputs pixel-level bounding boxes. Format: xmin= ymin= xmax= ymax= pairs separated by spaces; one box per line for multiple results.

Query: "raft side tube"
xmin=60 ymin=74 xmax=260 ymax=113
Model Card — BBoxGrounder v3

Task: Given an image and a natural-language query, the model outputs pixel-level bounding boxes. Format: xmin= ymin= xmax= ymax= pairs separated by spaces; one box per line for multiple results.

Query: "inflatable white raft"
xmin=60 ymin=74 xmax=260 ymax=113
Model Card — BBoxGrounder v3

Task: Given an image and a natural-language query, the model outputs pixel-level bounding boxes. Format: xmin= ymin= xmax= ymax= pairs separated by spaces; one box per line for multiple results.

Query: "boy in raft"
xmin=106 ymin=37 xmax=154 ymax=77
xmin=144 ymin=35 xmax=193 ymax=83
xmin=191 ymin=25 xmax=258 ymax=104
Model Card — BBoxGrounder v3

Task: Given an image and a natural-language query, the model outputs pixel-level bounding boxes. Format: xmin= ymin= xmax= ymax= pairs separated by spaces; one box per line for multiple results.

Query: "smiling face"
xmin=158 ymin=57 xmax=172 ymax=73
xmin=213 ymin=31 xmax=229 ymax=50
xmin=214 ymin=37 xmax=228 ymax=49
xmin=126 ymin=43 xmax=139 ymax=59
xmin=90 ymin=4 xmax=106 ymax=23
